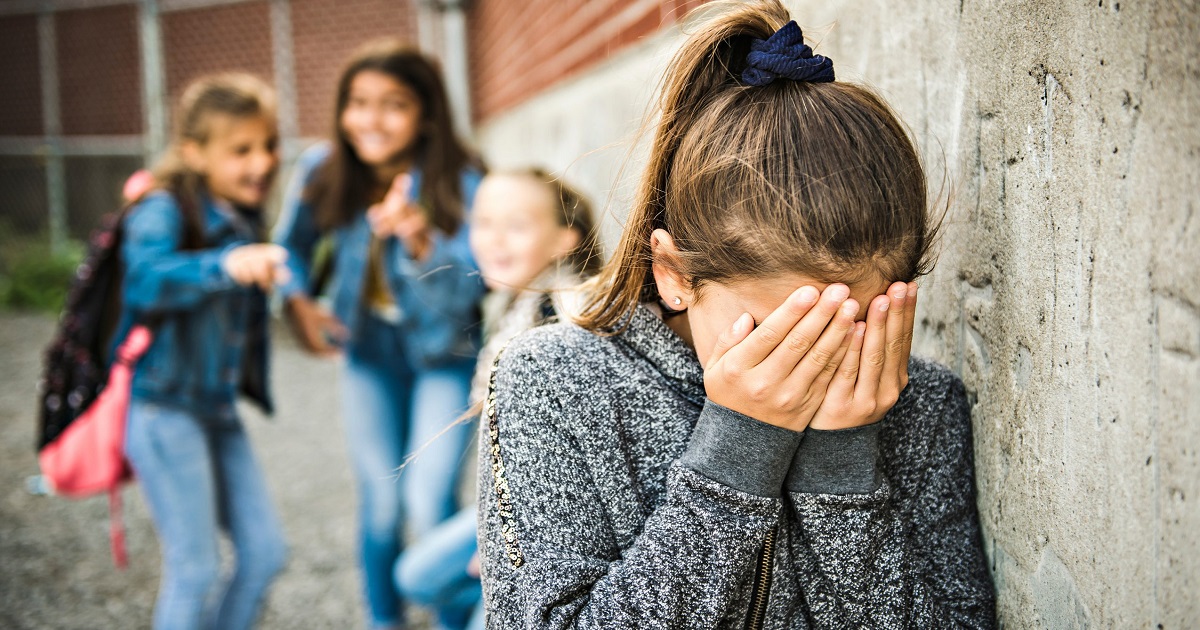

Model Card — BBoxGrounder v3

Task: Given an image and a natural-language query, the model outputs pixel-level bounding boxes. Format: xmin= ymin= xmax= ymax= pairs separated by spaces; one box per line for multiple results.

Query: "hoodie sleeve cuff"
xmin=785 ymin=422 xmax=883 ymax=495
xmin=679 ymin=400 xmax=804 ymax=498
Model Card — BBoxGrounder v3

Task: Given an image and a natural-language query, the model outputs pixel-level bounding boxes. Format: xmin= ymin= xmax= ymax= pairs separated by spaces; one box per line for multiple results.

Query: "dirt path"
xmin=0 ymin=313 xmax=367 ymax=629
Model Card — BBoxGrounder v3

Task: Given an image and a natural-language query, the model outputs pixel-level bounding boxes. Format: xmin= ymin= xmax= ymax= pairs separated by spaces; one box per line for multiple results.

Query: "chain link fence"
xmin=0 ymin=0 xmax=417 ymax=308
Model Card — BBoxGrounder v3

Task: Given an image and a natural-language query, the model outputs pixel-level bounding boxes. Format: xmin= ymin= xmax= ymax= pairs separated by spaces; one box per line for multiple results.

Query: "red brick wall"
xmin=291 ymin=0 xmax=417 ymax=137
xmin=0 ymin=0 xmax=419 ymax=141
xmin=0 ymin=14 xmax=43 ymax=136
xmin=57 ymin=5 xmax=142 ymax=135
xmin=468 ymin=0 xmax=708 ymax=122
xmin=162 ymin=1 xmax=274 ymax=112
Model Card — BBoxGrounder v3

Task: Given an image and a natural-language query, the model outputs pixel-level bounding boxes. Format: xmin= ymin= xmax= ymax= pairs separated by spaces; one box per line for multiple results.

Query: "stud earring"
xmin=659 ymin=295 xmax=688 ymax=319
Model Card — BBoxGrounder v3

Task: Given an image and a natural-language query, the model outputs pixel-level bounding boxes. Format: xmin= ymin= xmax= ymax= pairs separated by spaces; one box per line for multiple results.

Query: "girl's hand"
xmin=284 ymin=294 xmax=348 ymax=357
xmin=809 ymin=282 xmax=917 ymax=431
xmin=703 ymin=284 xmax=859 ymax=432
xmin=367 ymin=174 xmax=433 ymax=261
xmin=222 ymin=244 xmax=290 ymax=292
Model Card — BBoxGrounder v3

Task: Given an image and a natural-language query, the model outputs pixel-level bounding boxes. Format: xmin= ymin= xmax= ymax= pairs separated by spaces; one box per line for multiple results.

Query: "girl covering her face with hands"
xmin=476 ymin=2 xmax=996 ymax=628
xmin=118 ymin=73 xmax=288 ymax=630
xmin=273 ymin=39 xmax=484 ymax=630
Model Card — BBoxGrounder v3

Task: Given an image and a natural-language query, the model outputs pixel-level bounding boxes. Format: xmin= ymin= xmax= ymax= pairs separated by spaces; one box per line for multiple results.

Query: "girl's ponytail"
xmin=577 ymin=1 xmax=790 ymax=331
xmin=148 ymin=157 xmax=205 ymax=249
xmin=579 ymin=0 xmax=935 ymax=333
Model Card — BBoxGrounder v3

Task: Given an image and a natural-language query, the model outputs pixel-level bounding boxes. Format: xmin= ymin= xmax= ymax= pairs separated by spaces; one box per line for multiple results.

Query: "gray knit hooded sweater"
xmin=477 ymin=304 xmax=996 ymax=629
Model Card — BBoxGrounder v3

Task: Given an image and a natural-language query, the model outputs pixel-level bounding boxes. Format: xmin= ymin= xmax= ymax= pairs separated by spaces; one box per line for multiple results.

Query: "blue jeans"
xmin=394 ymin=507 xmax=483 ymax=630
xmin=343 ymin=313 xmax=476 ymax=628
xmin=125 ymin=399 xmax=287 ymax=630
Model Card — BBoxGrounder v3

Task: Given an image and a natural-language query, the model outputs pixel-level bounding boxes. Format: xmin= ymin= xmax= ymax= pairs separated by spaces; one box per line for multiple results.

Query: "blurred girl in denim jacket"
xmin=273 ymin=39 xmax=484 ymax=629
xmin=120 ymin=73 xmax=289 ymax=630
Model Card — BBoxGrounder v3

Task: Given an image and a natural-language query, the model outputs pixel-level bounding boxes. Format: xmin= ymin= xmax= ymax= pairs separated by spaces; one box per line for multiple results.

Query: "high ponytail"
xmin=576 ymin=1 xmax=790 ymax=330
xmin=576 ymin=0 xmax=935 ymax=332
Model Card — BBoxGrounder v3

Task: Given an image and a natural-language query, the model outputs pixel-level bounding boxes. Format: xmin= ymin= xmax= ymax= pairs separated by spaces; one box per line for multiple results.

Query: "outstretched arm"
xmin=271 ymin=145 xmax=328 ymax=302
xmin=122 ymin=194 xmax=241 ymax=314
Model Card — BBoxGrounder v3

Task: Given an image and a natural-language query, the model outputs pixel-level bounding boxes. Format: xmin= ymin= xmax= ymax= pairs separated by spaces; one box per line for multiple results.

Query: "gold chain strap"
xmin=486 ymin=349 xmax=525 ymax=568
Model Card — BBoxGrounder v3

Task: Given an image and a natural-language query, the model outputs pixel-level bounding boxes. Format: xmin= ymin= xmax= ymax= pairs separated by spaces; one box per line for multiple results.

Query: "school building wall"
xmin=0 ymin=0 xmax=415 ymax=247
xmin=470 ymin=1 xmax=1200 ymax=628
xmin=467 ymin=0 xmax=707 ymax=121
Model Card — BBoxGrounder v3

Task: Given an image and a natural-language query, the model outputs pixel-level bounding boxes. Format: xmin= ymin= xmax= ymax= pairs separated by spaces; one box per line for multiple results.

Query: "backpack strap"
xmin=108 ymin=486 xmax=127 ymax=569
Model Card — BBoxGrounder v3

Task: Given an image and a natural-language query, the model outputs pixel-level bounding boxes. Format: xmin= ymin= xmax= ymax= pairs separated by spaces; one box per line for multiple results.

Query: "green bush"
xmin=0 ymin=239 xmax=85 ymax=313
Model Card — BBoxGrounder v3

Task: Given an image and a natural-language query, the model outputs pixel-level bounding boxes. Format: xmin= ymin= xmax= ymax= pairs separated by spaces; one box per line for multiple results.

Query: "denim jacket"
xmin=273 ymin=143 xmax=484 ymax=369
xmin=117 ymin=191 xmax=272 ymax=424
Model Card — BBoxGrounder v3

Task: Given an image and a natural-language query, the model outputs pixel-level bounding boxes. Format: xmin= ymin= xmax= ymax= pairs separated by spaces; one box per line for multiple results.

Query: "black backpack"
xmin=37 ymin=212 xmax=130 ymax=451
xmin=36 ymin=191 xmax=275 ymax=453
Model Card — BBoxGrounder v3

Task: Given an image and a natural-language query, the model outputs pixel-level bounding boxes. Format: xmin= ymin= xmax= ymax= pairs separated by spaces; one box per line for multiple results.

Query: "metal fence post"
xmin=439 ymin=0 xmax=473 ymax=140
xmin=270 ymin=0 xmax=300 ymax=158
xmin=140 ymin=0 xmax=166 ymax=166
xmin=38 ymin=2 xmax=66 ymax=253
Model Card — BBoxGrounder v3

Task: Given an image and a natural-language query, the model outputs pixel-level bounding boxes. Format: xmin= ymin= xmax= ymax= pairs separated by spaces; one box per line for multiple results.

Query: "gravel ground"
xmin=0 ymin=312 xmax=373 ymax=629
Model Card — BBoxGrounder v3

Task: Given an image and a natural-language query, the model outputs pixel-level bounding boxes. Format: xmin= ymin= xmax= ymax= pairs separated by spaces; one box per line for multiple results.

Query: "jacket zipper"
xmin=746 ymin=527 xmax=776 ymax=630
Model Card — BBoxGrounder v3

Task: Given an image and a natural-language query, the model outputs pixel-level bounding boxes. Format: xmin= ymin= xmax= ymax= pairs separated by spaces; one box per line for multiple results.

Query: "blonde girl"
xmin=120 ymin=73 xmax=289 ymax=630
xmin=396 ymin=169 xmax=602 ymax=630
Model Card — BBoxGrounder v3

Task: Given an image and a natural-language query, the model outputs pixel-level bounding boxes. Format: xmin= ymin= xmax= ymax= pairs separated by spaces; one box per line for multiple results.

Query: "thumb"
xmin=262 ymin=244 xmax=288 ymax=264
xmin=707 ymin=312 xmax=753 ymax=369
xmin=272 ymin=265 xmax=292 ymax=287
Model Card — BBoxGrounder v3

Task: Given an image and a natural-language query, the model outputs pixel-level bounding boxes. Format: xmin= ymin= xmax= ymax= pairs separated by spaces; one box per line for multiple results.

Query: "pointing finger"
xmin=384 ymin=173 xmax=413 ymax=213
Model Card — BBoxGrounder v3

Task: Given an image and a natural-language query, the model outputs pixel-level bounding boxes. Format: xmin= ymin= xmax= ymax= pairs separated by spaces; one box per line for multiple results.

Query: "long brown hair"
xmin=576 ymin=0 xmax=938 ymax=331
xmin=307 ymin=38 xmax=479 ymax=233
xmin=148 ymin=73 xmax=276 ymax=249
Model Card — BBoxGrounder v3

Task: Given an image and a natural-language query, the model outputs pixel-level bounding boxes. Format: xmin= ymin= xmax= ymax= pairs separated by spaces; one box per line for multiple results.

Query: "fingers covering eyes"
xmin=729 ymin=286 xmax=821 ymax=368
xmin=785 ymin=297 xmax=857 ymax=385
xmin=882 ymin=282 xmax=909 ymax=378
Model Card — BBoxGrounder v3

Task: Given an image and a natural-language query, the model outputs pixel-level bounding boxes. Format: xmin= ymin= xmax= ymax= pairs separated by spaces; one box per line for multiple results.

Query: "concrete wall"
xmin=474 ymin=1 xmax=1200 ymax=627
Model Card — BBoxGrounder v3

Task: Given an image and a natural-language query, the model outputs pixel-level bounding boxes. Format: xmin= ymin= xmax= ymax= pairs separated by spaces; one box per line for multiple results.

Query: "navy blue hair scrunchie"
xmin=742 ymin=21 xmax=835 ymax=87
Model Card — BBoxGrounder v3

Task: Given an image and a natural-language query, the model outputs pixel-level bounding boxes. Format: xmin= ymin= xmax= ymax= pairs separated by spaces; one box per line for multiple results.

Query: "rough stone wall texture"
xmin=473 ymin=1 xmax=1199 ymax=627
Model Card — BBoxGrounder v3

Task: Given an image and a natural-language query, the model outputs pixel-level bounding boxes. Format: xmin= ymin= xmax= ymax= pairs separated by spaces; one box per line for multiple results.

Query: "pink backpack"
xmin=38 ymin=325 xmax=152 ymax=568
